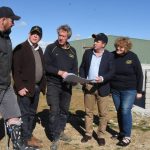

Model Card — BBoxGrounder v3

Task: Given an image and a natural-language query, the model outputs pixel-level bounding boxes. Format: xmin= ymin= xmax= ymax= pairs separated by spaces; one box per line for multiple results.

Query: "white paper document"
xmin=63 ymin=73 xmax=94 ymax=84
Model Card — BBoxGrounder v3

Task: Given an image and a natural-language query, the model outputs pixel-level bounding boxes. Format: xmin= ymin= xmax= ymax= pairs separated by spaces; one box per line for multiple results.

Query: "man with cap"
xmin=79 ymin=33 xmax=115 ymax=146
xmin=0 ymin=6 xmax=38 ymax=150
xmin=12 ymin=25 xmax=46 ymax=148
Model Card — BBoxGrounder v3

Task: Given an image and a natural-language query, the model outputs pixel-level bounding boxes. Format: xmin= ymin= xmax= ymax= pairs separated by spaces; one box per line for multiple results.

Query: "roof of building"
xmin=70 ymin=35 xmax=150 ymax=65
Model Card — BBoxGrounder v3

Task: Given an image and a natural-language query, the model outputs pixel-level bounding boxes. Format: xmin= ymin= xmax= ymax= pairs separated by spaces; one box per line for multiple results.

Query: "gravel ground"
xmin=0 ymin=88 xmax=150 ymax=150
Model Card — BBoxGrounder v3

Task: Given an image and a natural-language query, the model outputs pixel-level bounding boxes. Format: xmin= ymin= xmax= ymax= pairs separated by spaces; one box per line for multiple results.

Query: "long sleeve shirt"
xmin=44 ymin=40 xmax=78 ymax=84
xmin=111 ymin=51 xmax=143 ymax=93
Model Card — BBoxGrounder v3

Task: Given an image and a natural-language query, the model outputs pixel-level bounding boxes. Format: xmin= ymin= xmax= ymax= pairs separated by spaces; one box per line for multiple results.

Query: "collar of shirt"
xmin=55 ymin=40 xmax=71 ymax=50
xmin=93 ymin=48 xmax=104 ymax=57
xmin=28 ymin=39 xmax=39 ymax=51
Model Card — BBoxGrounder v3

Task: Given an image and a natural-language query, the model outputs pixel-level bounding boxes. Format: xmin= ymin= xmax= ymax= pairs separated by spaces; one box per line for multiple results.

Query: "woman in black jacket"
xmin=111 ymin=37 xmax=143 ymax=146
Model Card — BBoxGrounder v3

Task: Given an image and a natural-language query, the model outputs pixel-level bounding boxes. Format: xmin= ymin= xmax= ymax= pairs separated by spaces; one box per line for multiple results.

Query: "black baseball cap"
xmin=30 ymin=26 xmax=42 ymax=38
xmin=92 ymin=33 xmax=108 ymax=44
xmin=0 ymin=6 xmax=20 ymax=20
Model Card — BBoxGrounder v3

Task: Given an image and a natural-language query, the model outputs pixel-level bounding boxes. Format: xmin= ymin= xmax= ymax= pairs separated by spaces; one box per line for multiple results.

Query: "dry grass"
xmin=0 ymin=88 xmax=150 ymax=150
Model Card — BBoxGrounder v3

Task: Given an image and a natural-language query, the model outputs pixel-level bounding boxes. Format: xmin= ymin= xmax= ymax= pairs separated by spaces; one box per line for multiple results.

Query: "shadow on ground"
xmin=68 ymin=110 xmax=118 ymax=140
xmin=37 ymin=109 xmax=118 ymax=142
xmin=37 ymin=109 xmax=52 ymax=140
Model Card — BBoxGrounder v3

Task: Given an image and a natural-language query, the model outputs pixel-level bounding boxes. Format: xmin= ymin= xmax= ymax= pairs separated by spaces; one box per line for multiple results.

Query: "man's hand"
xmin=18 ymin=88 xmax=28 ymax=96
xmin=58 ymin=70 xmax=68 ymax=79
xmin=95 ymin=76 xmax=104 ymax=83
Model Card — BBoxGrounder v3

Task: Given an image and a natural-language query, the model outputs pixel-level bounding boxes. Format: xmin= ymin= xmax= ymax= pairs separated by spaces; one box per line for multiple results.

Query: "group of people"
xmin=0 ymin=6 xmax=143 ymax=150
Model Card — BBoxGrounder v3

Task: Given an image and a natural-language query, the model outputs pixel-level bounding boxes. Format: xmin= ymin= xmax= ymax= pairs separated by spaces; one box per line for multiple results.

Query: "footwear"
xmin=8 ymin=124 xmax=37 ymax=150
xmin=81 ymin=135 xmax=92 ymax=143
xmin=111 ymin=134 xmax=123 ymax=141
xmin=116 ymin=137 xmax=131 ymax=147
xmin=31 ymin=136 xmax=42 ymax=143
xmin=50 ymin=140 xmax=59 ymax=150
xmin=27 ymin=138 xmax=43 ymax=148
xmin=97 ymin=138 xmax=105 ymax=146
xmin=60 ymin=132 xmax=72 ymax=142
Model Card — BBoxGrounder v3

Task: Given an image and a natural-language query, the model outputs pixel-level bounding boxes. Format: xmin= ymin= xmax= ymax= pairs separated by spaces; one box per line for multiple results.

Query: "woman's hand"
xmin=136 ymin=93 xmax=142 ymax=99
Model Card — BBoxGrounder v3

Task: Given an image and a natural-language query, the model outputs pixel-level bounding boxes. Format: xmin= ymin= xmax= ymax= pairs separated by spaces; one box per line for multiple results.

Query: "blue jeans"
xmin=111 ymin=89 xmax=136 ymax=137
xmin=46 ymin=82 xmax=72 ymax=141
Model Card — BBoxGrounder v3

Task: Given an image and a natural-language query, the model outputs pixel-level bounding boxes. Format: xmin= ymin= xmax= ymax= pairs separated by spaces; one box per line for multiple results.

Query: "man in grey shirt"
xmin=12 ymin=26 xmax=46 ymax=148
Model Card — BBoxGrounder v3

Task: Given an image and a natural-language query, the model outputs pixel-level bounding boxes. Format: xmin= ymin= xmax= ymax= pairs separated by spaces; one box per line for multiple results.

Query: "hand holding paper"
xmin=63 ymin=73 xmax=94 ymax=84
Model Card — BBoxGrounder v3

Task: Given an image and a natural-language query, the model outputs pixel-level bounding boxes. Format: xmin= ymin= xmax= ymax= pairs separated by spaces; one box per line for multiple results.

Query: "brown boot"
xmin=27 ymin=137 xmax=43 ymax=148
xmin=31 ymin=136 xmax=42 ymax=143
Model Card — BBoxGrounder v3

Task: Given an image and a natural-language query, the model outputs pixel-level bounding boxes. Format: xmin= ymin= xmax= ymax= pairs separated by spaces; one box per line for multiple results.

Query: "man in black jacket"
xmin=12 ymin=26 xmax=46 ymax=148
xmin=44 ymin=24 xmax=78 ymax=150
xmin=0 ymin=6 xmax=36 ymax=150
xmin=79 ymin=33 xmax=115 ymax=146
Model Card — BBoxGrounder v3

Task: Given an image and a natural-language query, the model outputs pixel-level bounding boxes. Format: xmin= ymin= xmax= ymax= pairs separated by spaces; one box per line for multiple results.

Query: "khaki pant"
xmin=84 ymin=84 xmax=109 ymax=138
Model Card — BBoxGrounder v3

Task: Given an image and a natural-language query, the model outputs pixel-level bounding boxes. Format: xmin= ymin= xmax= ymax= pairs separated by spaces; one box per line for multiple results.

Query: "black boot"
xmin=8 ymin=124 xmax=37 ymax=150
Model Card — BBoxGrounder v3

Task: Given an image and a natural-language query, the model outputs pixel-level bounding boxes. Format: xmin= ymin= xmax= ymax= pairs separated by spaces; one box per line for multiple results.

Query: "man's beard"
xmin=4 ymin=28 xmax=11 ymax=35
xmin=0 ymin=28 xmax=11 ymax=38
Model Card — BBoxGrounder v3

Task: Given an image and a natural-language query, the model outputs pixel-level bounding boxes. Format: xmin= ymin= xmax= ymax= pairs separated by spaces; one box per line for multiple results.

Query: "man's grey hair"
xmin=57 ymin=24 xmax=72 ymax=39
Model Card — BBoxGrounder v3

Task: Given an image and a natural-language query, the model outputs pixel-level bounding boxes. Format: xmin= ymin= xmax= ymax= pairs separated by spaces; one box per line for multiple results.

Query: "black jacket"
xmin=111 ymin=51 xmax=143 ymax=93
xmin=79 ymin=49 xmax=115 ymax=96
xmin=12 ymin=40 xmax=46 ymax=97
xmin=0 ymin=31 xmax=12 ymax=89
xmin=44 ymin=40 xmax=78 ymax=85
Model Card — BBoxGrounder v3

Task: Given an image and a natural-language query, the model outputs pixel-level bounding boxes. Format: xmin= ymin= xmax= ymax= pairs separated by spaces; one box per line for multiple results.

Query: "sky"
xmin=1 ymin=0 xmax=150 ymax=48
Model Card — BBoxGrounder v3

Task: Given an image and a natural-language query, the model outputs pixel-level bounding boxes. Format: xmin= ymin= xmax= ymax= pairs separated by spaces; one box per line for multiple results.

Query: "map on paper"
xmin=63 ymin=73 xmax=94 ymax=84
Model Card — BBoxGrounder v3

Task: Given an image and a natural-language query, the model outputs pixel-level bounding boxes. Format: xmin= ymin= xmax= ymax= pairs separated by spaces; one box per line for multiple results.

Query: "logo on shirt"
xmin=69 ymin=54 xmax=74 ymax=58
xmin=126 ymin=59 xmax=132 ymax=64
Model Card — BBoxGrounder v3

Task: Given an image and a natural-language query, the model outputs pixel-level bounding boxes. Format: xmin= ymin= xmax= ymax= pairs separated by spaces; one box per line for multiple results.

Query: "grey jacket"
xmin=0 ymin=31 xmax=12 ymax=89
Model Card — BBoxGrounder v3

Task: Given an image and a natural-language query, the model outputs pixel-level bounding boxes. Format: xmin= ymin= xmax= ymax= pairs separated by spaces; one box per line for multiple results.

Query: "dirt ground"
xmin=0 ymin=88 xmax=150 ymax=150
